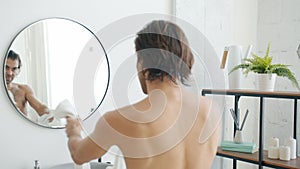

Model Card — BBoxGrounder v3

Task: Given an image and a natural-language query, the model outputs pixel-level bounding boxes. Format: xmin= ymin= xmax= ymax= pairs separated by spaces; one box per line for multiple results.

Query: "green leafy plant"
xmin=229 ymin=43 xmax=300 ymax=90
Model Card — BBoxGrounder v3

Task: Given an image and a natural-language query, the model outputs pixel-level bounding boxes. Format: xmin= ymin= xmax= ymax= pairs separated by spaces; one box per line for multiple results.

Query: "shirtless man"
xmin=66 ymin=20 xmax=220 ymax=169
xmin=5 ymin=50 xmax=49 ymax=117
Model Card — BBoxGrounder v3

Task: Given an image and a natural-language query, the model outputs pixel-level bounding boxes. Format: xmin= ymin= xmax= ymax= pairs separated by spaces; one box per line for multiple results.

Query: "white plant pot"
xmin=255 ymin=73 xmax=277 ymax=91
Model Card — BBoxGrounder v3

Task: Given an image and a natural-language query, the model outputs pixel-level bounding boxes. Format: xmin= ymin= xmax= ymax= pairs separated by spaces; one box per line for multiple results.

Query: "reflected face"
xmin=5 ymin=58 xmax=20 ymax=85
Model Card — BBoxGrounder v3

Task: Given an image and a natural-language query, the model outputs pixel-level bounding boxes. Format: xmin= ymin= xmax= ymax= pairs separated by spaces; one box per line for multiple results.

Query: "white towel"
xmin=38 ymin=113 xmax=54 ymax=124
xmin=38 ymin=99 xmax=77 ymax=126
xmin=51 ymin=99 xmax=77 ymax=119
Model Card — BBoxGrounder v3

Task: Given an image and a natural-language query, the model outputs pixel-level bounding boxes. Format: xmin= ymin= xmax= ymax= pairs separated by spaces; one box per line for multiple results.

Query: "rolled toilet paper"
xmin=285 ymin=137 xmax=297 ymax=160
xmin=279 ymin=146 xmax=290 ymax=161
xmin=268 ymin=146 xmax=279 ymax=159
xmin=269 ymin=137 xmax=279 ymax=147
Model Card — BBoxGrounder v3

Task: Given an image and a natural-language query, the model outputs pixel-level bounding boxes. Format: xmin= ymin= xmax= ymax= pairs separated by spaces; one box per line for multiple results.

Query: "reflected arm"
xmin=24 ymin=85 xmax=49 ymax=116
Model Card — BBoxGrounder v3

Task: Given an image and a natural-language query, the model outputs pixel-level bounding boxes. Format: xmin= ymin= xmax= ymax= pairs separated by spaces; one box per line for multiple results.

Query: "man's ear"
xmin=16 ymin=70 xmax=20 ymax=75
xmin=138 ymin=70 xmax=148 ymax=94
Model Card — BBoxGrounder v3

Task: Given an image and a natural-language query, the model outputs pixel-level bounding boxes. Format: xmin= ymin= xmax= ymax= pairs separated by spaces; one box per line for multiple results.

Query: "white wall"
xmin=176 ymin=0 xmax=231 ymax=57
xmin=225 ymin=0 xmax=300 ymax=168
xmin=175 ymin=0 xmax=299 ymax=169
xmin=0 ymin=0 xmax=171 ymax=168
xmin=230 ymin=0 xmax=257 ymax=46
xmin=256 ymin=0 xmax=300 ymax=157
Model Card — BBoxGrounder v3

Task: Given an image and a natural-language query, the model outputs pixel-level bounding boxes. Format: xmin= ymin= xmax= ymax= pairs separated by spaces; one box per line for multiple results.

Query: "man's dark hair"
xmin=7 ymin=50 xmax=22 ymax=69
xmin=134 ymin=20 xmax=194 ymax=85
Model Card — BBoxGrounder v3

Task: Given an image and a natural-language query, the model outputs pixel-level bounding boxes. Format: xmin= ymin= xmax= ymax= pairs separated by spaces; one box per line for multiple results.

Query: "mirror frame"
xmin=3 ymin=17 xmax=110 ymax=129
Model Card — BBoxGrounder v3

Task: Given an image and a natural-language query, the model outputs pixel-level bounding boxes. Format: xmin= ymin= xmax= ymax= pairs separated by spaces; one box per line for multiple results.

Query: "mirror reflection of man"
xmin=5 ymin=50 xmax=50 ymax=117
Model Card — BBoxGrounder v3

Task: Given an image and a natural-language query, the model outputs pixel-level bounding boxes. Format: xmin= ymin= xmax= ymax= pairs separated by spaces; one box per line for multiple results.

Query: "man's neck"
xmin=7 ymin=83 xmax=12 ymax=90
xmin=146 ymin=79 xmax=182 ymax=99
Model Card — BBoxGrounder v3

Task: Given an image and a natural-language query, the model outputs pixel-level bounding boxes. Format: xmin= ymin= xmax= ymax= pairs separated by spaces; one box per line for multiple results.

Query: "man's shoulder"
xmin=102 ymin=101 xmax=147 ymax=131
xmin=18 ymin=84 xmax=34 ymax=93
xmin=104 ymin=104 xmax=134 ymax=121
xmin=12 ymin=83 xmax=31 ymax=89
xmin=103 ymin=110 xmax=119 ymax=121
xmin=106 ymin=98 xmax=145 ymax=115
xmin=184 ymin=90 xmax=212 ymax=108
xmin=199 ymin=95 xmax=213 ymax=106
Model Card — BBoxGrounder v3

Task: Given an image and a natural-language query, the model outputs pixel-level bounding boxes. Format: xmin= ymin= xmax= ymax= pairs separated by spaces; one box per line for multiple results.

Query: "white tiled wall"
xmin=177 ymin=0 xmax=300 ymax=169
xmin=257 ymin=0 xmax=300 ymax=156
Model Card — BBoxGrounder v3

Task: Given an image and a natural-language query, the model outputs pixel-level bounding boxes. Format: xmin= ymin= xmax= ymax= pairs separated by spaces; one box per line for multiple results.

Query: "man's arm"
xmin=66 ymin=117 xmax=107 ymax=165
xmin=22 ymin=85 xmax=49 ymax=116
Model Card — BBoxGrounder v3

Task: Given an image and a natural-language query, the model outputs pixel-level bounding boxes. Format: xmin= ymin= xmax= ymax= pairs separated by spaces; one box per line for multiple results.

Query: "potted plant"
xmin=229 ymin=43 xmax=300 ymax=91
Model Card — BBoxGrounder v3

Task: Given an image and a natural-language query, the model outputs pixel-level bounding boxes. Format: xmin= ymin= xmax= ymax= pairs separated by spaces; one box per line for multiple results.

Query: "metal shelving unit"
xmin=202 ymin=89 xmax=300 ymax=169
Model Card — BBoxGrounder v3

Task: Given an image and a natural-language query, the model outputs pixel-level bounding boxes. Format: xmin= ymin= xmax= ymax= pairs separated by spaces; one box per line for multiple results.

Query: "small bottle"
xmin=34 ymin=160 xmax=40 ymax=169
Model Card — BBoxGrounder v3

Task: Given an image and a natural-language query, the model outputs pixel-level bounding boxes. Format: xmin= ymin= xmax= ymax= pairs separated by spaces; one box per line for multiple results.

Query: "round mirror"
xmin=3 ymin=18 xmax=109 ymax=128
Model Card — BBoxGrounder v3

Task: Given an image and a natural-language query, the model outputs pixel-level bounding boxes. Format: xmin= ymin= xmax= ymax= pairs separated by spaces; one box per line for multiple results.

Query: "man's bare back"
xmin=101 ymin=87 xmax=220 ymax=169
xmin=66 ymin=85 xmax=220 ymax=169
